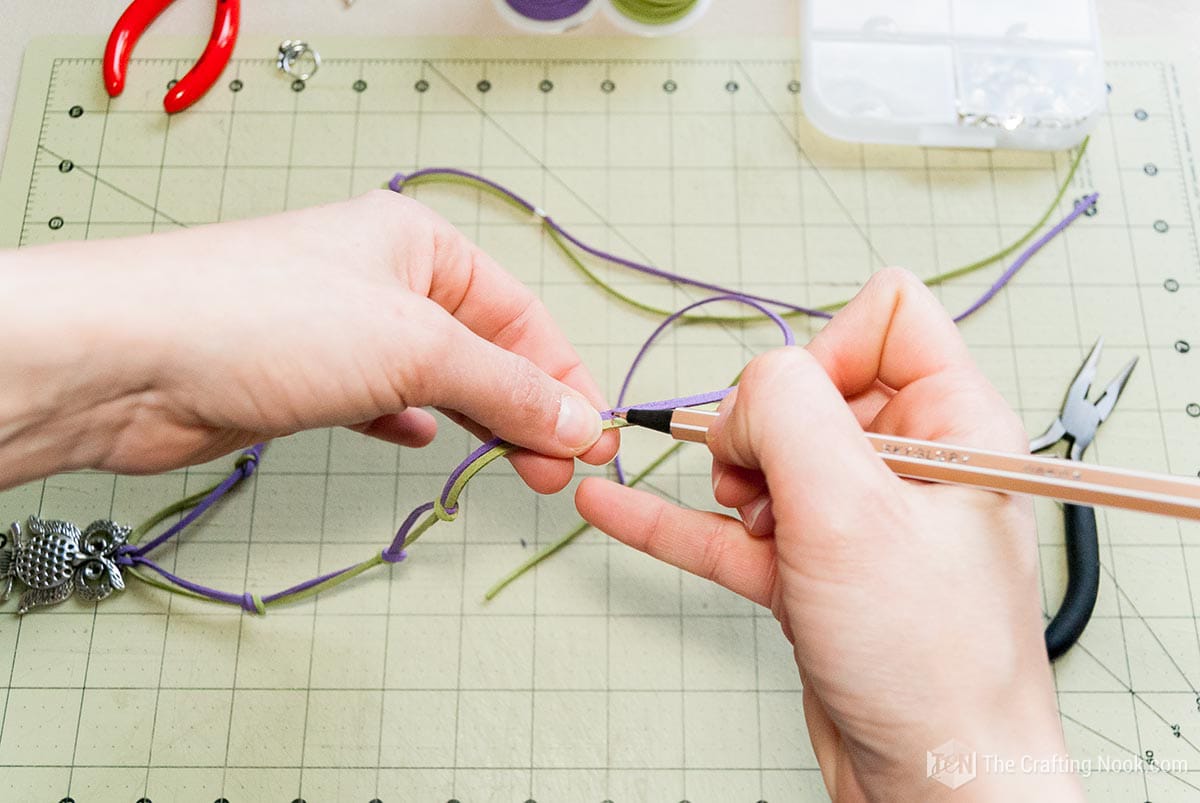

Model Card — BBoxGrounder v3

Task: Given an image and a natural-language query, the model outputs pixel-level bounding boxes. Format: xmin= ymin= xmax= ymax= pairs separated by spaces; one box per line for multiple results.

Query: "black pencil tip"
xmin=624 ymin=408 xmax=674 ymax=434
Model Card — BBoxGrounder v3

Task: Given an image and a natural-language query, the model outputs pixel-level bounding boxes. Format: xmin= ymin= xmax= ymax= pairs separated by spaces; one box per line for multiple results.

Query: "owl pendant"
xmin=0 ymin=517 xmax=130 ymax=614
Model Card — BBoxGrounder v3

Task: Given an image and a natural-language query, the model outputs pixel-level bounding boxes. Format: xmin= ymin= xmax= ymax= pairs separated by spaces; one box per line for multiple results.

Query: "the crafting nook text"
xmin=980 ymin=752 xmax=1188 ymax=778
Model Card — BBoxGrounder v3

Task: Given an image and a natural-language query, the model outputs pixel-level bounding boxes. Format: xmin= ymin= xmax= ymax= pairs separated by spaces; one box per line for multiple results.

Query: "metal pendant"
xmin=0 ymin=516 xmax=130 ymax=614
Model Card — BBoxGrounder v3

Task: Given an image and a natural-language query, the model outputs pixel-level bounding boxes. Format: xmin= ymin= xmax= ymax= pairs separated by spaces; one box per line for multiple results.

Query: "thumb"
xmin=707 ymin=346 xmax=900 ymax=532
xmin=404 ymin=301 xmax=603 ymax=457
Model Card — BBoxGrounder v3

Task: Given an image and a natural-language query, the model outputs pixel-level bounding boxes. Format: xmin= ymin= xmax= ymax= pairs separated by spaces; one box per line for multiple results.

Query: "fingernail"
xmin=711 ymin=465 xmax=725 ymax=498
xmin=556 ymin=395 xmax=602 ymax=451
xmin=739 ymin=495 xmax=775 ymax=537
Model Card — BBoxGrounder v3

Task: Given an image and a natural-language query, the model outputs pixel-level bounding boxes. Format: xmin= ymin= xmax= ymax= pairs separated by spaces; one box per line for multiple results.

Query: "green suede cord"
xmin=610 ymin=0 xmax=700 ymax=25
xmin=127 ymin=137 xmax=1090 ymax=609
xmin=485 ymin=429 xmax=676 ymax=602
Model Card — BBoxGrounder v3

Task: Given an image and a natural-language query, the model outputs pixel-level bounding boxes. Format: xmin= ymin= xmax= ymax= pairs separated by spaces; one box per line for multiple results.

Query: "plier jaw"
xmin=1028 ymin=337 xmax=1137 ymax=461
xmin=104 ymin=0 xmax=240 ymax=114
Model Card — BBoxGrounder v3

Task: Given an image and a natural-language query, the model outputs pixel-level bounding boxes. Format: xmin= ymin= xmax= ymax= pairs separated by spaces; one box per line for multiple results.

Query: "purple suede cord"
xmin=610 ymin=293 xmax=796 ymax=483
xmin=123 ymin=443 xmax=263 ymax=559
xmin=390 ymin=169 xmax=838 ymax=319
xmin=504 ymin=0 xmax=593 ymax=21
xmin=952 ymin=192 xmax=1098 ymax=322
xmin=118 ymin=174 xmax=1096 ymax=612
xmin=382 ymin=502 xmax=434 ymax=563
xmin=390 ymin=170 xmax=1099 ymax=324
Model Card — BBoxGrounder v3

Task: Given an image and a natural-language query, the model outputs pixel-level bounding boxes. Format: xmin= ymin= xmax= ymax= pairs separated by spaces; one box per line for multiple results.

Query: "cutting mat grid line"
xmin=0 ymin=41 xmax=1199 ymax=802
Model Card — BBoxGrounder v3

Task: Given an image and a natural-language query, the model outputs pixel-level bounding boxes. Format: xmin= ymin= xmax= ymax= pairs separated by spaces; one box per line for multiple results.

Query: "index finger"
xmin=806 ymin=267 xmax=972 ymax=398
xmin=804 ymin=267 xmax=1026 ymax=451
xmin=423 ymin=214 xmax=618 ymax=465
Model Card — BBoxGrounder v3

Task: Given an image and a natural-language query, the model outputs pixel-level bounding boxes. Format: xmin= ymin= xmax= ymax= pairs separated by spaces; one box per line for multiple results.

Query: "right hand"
xmin=577 ymin=268 xmax=1083 ymax=801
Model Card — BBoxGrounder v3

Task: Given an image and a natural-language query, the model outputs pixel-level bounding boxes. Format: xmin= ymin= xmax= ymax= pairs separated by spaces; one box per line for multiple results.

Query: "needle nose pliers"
xmin=104 ymin=0 xmax=240 ymax=114
xmin=1029 ymin=337 xmax=1137 ymax=660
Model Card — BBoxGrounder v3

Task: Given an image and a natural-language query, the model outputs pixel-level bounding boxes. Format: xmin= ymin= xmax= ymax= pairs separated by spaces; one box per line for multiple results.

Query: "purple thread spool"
xmin=494 ymin=0 xmax=599 ymax=32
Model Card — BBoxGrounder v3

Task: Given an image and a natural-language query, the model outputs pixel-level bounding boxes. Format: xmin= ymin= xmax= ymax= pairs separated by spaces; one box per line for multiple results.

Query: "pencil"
xmin=614 ymin=408 xmax=1200 ymax=521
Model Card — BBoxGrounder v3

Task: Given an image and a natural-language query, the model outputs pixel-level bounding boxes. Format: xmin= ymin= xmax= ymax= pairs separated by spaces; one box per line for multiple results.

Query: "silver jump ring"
xmin=277 ymin=40 xmax=321 ymax=82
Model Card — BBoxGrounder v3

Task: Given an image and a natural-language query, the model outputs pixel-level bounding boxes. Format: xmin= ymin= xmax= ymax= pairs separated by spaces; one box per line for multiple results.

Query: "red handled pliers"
xmin=104 ymin=0 xmax=240 ymax=114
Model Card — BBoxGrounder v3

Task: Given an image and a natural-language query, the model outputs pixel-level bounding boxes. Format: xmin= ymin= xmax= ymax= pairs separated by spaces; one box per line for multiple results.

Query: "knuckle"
xmin=696 ymin=518 xmax=732 ymax=586
xmin=395 ymin=304 xmax=453 ymax=406
xmin=741 ymin=347 xmax=819 ymax=403
xmin=356 ymin=188 xmax=417 ymax=229
xmin=868 ymin=265 xmax=921 ymax=292
xmin=640 ymin=500 xmax=673 ymax=558
xmin=490 ymin=294 xmax=544 ymax=351
xmin=505 ymin=357 xmax=551 ymax=420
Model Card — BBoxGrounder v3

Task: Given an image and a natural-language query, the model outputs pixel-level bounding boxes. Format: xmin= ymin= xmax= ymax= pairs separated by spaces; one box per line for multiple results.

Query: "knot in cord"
xmin=433 ymin=498 xmax=459 ymax=522
xmin=380 ymin=547 xmax=407 ymax=564
xmin=235 ymin=447 xmax=261 ymax=478
xmin=241 ymin=592 xmax=266 ymax=615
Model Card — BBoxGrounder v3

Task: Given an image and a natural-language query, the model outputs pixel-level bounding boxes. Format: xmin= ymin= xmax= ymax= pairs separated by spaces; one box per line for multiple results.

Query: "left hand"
xmin=0 ymin=191 xmax=617 ymax=491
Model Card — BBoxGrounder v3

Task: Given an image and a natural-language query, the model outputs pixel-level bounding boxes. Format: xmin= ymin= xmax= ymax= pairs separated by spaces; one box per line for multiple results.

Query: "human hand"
xmin=0 ymin=191 xmax=616 ymax=491
xmin=576 ymin=269 xmax=1082 ymax=801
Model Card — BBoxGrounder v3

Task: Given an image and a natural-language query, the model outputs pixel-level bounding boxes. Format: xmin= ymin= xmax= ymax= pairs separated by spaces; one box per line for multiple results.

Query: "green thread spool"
xmin=605 ymin=0 xmax=711 ymax=35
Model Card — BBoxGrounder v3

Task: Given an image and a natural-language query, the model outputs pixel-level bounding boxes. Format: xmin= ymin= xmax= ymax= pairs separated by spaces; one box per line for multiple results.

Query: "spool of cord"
xmin=604 ymin=0 xmax=712 ymax=36
xmin=493 ymin=0 xmax=601 ymax=33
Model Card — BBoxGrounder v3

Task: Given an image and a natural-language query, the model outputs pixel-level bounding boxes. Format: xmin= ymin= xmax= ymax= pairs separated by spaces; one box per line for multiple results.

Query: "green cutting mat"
xmin=1 ymin=35 xmax=1199 ymax=802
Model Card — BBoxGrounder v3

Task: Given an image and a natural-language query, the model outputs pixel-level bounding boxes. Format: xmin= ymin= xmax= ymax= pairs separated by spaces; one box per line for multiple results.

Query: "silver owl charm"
xmin=0 ymin=516 xmax=130 ymax=614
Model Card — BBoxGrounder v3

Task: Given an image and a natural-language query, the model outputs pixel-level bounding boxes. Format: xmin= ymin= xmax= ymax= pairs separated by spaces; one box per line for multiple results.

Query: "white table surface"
xmin=0 ymin=0 xmax=1195 ymax=161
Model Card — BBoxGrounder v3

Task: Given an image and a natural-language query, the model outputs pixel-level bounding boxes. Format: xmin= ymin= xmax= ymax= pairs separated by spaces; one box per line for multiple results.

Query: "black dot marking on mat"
xmin=448 ymin=799 xmax=461 ymax=803
xmin=48 ymin=216 xmax=64 ymax=230
xmin=601 ymin=79 xmax=615 ymax=93
xmin=137 ymin=798 xmax=152 ymax=803
xmin=166 ymin=79 xmax=177 ymax=90
xmin=663 ymin=79 xmax=677 ymax=93
xmin=291 ymin=79 xmax=306 ymax=92
xmin=58 ymin=159 xmax=73 ymax=173
xmin=1154 ymin=219 xmax=1169 ymax=233
xmin=369 ymin=799 xmax=383 ymax=803
xmin=1145 ymin=163 xmax=1158 ymax=176
xmin=415 ymin=79 xmax=430 ymax=92
xmin=787 ymin=79 xmax=801 ymax=93
xmin=229 ymin=79 xmax=243 ymax=92
xmin=1135 ymin=108 xmax=1148 ymax=120
xmin=477 ymin=79 xmax=491 ymax=93
xmin=68 ymin=105 xmax=83 ymax=118
xmin=540 ymin=79 xmax=554 ymax=92
xmin=1175 ymin=340 xmax=1190 ymax=353
xmin=292 ymin=799 xmax=306 ymax=803
xmin=353 ymin=79 xmax=367 ymax=92
xmin=1188 ymin=403 xmax=1200 ymax=418
xmin=1164 ymin=278 xmax=1180 ymax=292
xmin=59 ymin=799 xmax=75 ymax=803
xmin=214 ymin=799 xmax=230 ymax=803
xmin=725 ymin=80 xmax=739 ymax=93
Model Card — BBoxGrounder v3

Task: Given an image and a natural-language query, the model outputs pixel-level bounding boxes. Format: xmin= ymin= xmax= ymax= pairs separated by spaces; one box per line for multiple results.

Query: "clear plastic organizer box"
xmin=802 ymin=0 xmax=1106 ymax=150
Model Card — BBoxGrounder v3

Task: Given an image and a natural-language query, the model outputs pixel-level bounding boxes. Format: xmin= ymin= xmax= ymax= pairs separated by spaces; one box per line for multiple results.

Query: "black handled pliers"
xmin=1029 ymin=337 xmax=1137 ymax=660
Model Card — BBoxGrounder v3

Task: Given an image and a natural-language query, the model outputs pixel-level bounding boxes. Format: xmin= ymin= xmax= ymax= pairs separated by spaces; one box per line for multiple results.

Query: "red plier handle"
xmin=104 ymin=0 xmax=240 ymax=114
